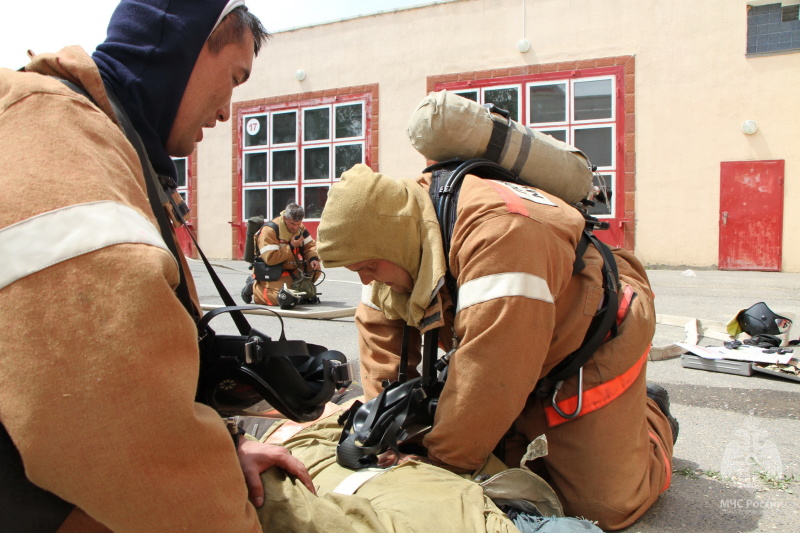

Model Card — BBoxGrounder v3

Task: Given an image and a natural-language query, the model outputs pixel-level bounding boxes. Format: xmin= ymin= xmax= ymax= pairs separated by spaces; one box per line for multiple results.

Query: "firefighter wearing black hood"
xmin=0 ymin=1 xmax=318 ymax=531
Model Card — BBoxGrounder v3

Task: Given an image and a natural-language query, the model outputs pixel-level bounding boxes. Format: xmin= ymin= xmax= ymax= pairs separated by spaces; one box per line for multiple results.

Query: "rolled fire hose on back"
xmin=407 ymin=90 xmax=595 ymax=205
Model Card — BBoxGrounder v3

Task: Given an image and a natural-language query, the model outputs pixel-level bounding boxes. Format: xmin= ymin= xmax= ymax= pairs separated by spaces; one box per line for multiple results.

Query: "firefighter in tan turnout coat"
xmin=247 ymin=203 xmax=321 ymax=306
xmin=317 ymin=163 xmax=678 ymax=531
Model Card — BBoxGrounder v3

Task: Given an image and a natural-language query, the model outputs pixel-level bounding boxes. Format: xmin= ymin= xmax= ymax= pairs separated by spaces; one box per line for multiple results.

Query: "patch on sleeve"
xmin=493 ymin=180 xmax=557 ymax=207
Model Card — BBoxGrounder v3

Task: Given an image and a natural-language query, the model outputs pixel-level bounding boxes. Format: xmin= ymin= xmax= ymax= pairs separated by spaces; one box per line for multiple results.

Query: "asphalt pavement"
xmin=189 ymin=259 xmax=800 ymax=533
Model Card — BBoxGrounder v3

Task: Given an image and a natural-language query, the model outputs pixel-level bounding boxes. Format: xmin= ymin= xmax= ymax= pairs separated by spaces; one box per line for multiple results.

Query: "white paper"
xmin=676 ymin=343 xmax=724 ymax=359
xmin=676 ymin=343 xmax=793 ymax=365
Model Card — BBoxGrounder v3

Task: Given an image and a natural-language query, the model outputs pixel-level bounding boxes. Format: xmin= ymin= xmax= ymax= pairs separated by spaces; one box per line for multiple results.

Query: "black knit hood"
xmin=92 ymin=0 xmax=232 ymax=181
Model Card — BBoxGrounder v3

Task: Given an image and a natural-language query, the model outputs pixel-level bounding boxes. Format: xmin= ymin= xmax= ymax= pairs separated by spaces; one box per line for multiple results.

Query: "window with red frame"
xmin=444 ymin=74 xmax=618 ymax=219
xmin=173 ymin=157 xmax=190 ymax=206
xmin=240 ymin=97 xmax=367 ymax=222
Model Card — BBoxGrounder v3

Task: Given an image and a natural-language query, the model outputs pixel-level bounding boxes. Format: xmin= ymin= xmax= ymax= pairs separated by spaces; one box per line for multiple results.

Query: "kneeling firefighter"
xmin=242 ymin=202 xmax=323 ymax=308
xmin=315 ymin=91 xmax=678 ymax=531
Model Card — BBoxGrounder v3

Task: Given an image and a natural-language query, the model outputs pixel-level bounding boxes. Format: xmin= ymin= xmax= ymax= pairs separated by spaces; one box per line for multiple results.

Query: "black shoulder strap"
xmin=95 ymin=81 xmax=253 ymax=336
xmin=263 ymin=220 xmax=279 ymax=235
xmin=427 ymin=164 xmax=460 ymax=305
xmin=539 ymin=230 xmax=619 ymax=389
xmin=252 ymin=220 xmax=280 ymax=266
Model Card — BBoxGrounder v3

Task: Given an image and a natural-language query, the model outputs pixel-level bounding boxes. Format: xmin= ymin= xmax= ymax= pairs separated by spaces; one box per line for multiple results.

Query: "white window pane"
xmin=335 ymin=103 xmax=364 ymax=139
xmin=574 ymin=79 xmax=613 ymax=121
xmin=539 ymin=129 xmax=567 ymax=143
xmin=484 ymin=87 xmax=520 ymax=122
xmin=244 ymin=115 xmax=268 ymax=146
xmin=271 ymin=150 xmax=296 ymax=182
xmin=455 ymin=90 xmax=478 ymax=102
xmin=271 ymin=188 xmax=297 ymax=219
xmin=244 ymin=189 xmax=267 ymax=219
xmin=173 ymin=158 xmax=187 ymax=188
xmin=574 ymin=127 xmax=613 ymax=168
xmin=272 ymin=112 xmax=296 ymax=144
xmin=335 ymin=144 xmax=363 ymax=178
xmin=303 ymin=147 xmax=330 ymax=180
xmin=529 ymin=84 xmax=566 ymax=124
xmin=304 ymin=107 xmax=330 ymax=141
xmin=303 ymin=186 xmax=329 ymax=219
xmin=588 ymin=174 xmax=614 ymax=217
xmin=244 ymin=152 xmax=267 ymax=183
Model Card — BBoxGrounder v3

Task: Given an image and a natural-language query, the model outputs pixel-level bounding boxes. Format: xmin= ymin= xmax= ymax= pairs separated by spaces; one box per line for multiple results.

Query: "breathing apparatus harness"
xmin=429 ymin=158 xmax=621 ymax=416
xmin=336 ymin=158 xmax=620 ymax=470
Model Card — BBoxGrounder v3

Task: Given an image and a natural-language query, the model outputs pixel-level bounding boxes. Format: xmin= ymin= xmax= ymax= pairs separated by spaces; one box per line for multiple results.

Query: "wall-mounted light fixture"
xmin=741 ymin=120 xmax=758 ymax=135
xmin=517 ymin=38 xmax=531 ymax=53
xmin=295 ymin=69 xmax=306 ymax=81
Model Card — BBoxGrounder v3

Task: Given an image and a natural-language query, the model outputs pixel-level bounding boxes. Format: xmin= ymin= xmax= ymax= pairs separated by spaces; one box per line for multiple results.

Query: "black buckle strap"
xmin=424 ymin=156 xmax=621 ymax=407
xmin=97 ymin=83 xmax=202 ymax=325
xmin=482 ymin=103 xmax=512 ymax=163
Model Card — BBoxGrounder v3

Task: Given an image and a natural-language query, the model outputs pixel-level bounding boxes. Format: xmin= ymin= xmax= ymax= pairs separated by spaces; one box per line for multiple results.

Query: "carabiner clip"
xmin=550 ymin=367 xmax=584 ymax=420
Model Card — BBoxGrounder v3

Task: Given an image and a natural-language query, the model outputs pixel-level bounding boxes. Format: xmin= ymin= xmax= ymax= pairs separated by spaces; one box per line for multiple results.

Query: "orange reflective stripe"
xmin=264 ymin=286 xmax=275 ymax=306
xmin=649 ymin=429 xmax=672 ymax=493
xmin=545 ymin=349 xmax=648 ymax=427
xmin=617 ymin=284 xmax=635 ymax=323
xmin=485 ymin=180 xmax=528 ymax=215
xmin=603 ymin=284 xmax=636 ymax=342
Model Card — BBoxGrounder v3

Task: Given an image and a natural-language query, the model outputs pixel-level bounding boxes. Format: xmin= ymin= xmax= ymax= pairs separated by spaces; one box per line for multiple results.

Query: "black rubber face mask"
xmin=737 ymin=302 xmax=792 ymax=336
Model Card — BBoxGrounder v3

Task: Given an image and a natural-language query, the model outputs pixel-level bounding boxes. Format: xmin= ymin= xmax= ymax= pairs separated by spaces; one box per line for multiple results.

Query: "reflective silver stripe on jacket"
xmin=259 ymin=244 xmax=280 ymax=255
xmin=303 ymin=235 xmax=313 ymax=245
xmin=0 ymin=201 xmax=173 ymax=291
xmin=332 ymin=467 xmax=388 ymax=495
xmin=456 ymin=272 xmax=553 ymax=314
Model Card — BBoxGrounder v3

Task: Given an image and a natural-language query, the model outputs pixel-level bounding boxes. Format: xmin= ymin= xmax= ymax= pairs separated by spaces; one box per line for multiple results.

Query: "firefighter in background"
xmin=242 ymin=203 xmax=321 ymax=306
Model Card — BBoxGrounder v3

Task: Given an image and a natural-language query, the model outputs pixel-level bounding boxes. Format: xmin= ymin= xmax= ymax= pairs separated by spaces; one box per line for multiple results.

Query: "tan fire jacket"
xmin=255 ymin=214 xmax=319 ymax=271
xmin=0 ymin=48 xmax=260 ymax=532
xmin=357 ymin=173 xmax=657 ymax=472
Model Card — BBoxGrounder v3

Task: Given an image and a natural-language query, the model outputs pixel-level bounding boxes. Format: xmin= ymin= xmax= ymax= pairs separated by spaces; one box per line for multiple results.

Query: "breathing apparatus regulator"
xmin=277 ymin=286 xmax=300 ymax=310
xmin=337 ymin=328 xmax=447 ymax=469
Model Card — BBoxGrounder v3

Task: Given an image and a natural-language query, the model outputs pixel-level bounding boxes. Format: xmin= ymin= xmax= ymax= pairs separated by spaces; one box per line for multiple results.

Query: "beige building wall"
xmin=195 ymin=0 xmax=799 ymax=271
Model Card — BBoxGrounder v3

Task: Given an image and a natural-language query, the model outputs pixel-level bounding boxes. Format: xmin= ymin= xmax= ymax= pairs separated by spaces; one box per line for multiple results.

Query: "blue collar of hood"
xmin=92 ymin=0 xmax=232 ymax=182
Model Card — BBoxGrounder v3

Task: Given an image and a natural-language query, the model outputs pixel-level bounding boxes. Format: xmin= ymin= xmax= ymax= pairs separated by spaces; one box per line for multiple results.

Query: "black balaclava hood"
xmin=92 ymin=0 xmax=231 ymax=182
